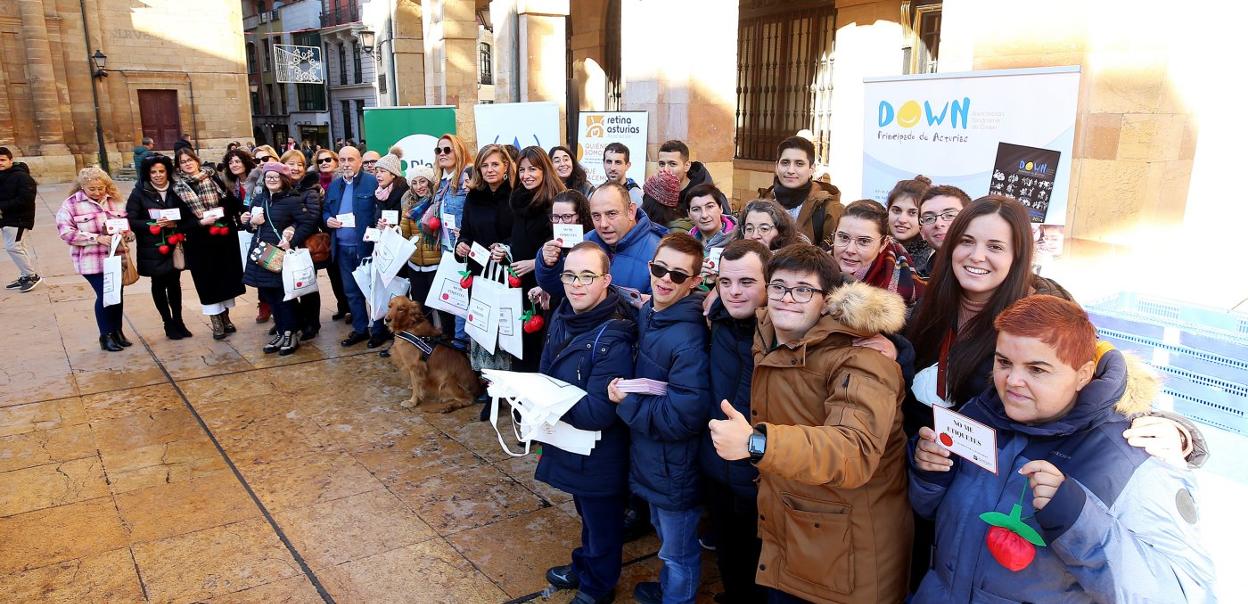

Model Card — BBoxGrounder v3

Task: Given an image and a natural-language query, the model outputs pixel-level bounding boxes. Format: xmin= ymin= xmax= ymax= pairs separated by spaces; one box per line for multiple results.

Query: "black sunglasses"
xmin=434 ymin=146 xmax=453 ymax=155
xmin=648 ymin=262 xmax=693 ymax=284
xmin=255 ymin=155 xmax=272 ymax=162
xmin=316 ymin=157 xmax=335 ymax=164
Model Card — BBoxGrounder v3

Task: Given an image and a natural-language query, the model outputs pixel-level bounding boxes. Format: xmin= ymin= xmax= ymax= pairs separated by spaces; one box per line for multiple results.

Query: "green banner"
xmin=363 ymin=106 xmax=457 ymax=174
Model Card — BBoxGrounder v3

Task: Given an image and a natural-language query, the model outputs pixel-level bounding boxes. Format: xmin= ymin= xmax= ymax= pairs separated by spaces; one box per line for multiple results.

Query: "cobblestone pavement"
xmin=0 ymin=181 xmax=723 ymax=602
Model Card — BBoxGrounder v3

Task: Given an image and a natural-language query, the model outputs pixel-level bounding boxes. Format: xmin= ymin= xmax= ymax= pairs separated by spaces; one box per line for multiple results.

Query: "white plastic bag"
xmin=424 ymin=253 xmax=470 ymax=319
xmin=237 ymin=231 xmax=254 ymax=272
xmin=368 ymin=268 xmax=410 ymax=322
xmin=352 ymin=256 xmax=374 ymax=302
xmin=491 ymin=262 xmax=525 ymax=360
xmin=281 ymin=248 xmax=319 ymax=301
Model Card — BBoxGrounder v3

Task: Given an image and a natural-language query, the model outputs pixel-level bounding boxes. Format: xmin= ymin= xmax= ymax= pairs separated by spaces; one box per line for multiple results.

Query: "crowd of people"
xmin=1 ymin=129 xmax=1217 ymax=603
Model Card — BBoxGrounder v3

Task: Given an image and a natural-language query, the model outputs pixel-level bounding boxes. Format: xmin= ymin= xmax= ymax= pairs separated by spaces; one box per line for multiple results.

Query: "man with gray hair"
xmin=323 ymin=146 xmax=380 ymax=346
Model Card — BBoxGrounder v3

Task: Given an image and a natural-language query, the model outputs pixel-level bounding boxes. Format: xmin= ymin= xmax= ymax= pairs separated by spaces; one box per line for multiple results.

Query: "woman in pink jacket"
xmin=55 ymin=167 xmax=134 ymax=351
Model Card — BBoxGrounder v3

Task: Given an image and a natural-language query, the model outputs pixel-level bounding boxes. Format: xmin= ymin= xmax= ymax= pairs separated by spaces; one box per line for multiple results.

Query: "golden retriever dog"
xmin=384 ymin=297 xmax=480 ymax=413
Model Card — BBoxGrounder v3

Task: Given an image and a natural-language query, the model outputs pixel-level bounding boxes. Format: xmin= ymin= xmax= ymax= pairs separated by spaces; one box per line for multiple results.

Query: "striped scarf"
xmin=862 ymin=238 xmax=926 ymax=307
xmin=172 ymin=166 xmax=224 ymax=219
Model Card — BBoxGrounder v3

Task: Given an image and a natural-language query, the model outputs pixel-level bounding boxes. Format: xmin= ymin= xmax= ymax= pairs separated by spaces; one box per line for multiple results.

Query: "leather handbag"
xmin=121 ymin=243 xmax=140 ymax=286
xmin=172 ymin=243 xmax=186 ymax=270
xmin=305 ymin=232 xmax=331 ymax=264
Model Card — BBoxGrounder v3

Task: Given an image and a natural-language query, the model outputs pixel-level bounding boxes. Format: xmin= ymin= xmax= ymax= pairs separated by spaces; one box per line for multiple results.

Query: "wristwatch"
xmin=747 ymin=429 xmax=767 ymax=463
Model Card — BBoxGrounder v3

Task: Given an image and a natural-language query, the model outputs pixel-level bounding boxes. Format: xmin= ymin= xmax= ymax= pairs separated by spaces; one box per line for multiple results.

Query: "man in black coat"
xmin=0 ymin=147 xmax=41 ymax=292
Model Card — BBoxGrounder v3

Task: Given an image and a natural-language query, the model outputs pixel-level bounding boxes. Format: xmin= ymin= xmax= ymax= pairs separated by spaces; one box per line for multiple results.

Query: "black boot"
xmin=174 ymin=319 xmax=193 ymax=338
xmin=112 ymin=330 xmax=133 ymax=347
xmin=164 ymin=321 xmax=185 ymax=340
xmin=222 ymin=309 xmax=237 ymax=333
xmin=211 ymin=314 xmax=227 ymax=340
xmin=99 ymin=334 xmax=123 ymax=352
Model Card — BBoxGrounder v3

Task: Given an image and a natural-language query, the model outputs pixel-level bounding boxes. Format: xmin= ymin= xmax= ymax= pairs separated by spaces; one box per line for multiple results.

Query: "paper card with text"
xmin=933 ymin=406 xmax=998 ymax=474
xmin=149 ymin=208 xmax=182 ymax=221
xmin=705 ymin=247 xmax=724 ymax=274
xmin=203 ymin=207 xmax=225 ymax=221
xmin=336 ymin=213 xmax=356 ymax=228
xmin=362 ymin=227 xmax=382 ymax=242
xmin=441 ymin=214 xmax=457 ymax=231
xmin=105 ymin=218 xmax=130 ymax=234
xmin=468 ymin=242 xmax=490 ymax=266
xmin=251 ymin=206 xmax=264 ymax=218
xmin=381 ymin=210 xmax=399 ymax=226
xmin=553 ymin=224 xmax=584 ymax=248
xmin=615 ymin=285 xmax=646 ymax=309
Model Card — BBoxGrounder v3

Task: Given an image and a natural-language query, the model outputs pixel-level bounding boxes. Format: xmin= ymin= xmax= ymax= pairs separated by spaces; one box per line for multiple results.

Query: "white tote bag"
xmin=102 ymin=236 xmax=123 ymax=307
xmin=424 ymin=253 xmax=470 ymax=319
xmin=368 ymin=267 xmax=410 ymax=321
xmin=482 ymin=369 xmax=600 ymax=457
xmin=466 ymin=274 xmax=502 ymax=354
xmin=352 ymin=256 xmax=374 ymax=302
xmin=281 ymin=248 xmax=319 ymax=301
xmin=373 ymin=227 xmax=417 ymax=287
xmin=490 ymin=262 xmax=525 ymax=360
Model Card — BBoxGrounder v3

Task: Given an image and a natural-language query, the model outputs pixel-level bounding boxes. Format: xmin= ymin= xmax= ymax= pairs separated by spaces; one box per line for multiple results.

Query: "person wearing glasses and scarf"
xmin=173 ymin=147 xmax=246 ymax=340
xmin=914 ymin=185 xmax=971 ymax=278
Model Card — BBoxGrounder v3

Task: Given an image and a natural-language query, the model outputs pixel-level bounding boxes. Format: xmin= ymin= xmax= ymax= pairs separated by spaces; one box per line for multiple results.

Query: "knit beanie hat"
xmin=406 ymin=163 xmax=435 ymax=185
xmin=262 ymin=162 xmax=291 ymax=177
xmin=375 ymin=147 xmax=404 ymax=179
xmin=644 ymin=171 xmax=681 ymax=208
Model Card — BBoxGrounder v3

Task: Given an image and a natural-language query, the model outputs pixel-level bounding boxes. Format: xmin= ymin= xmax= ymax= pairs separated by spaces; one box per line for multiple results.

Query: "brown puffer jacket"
xmin=760 ymin=182 xmax=843 ymax=249
xmin=750 ymin=281 xmax=912 ymax=604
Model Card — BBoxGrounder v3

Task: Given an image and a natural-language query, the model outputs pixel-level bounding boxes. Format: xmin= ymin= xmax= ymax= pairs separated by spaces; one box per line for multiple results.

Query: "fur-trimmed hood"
xmin=823 ymin=280 xmax=907 ymax=336
xmin=1105 ymin=343 xmax=1161 ymax=417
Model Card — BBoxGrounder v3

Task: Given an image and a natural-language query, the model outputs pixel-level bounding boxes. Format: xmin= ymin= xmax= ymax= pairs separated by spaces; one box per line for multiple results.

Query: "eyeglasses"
xmin=550 ymin=213 xmax=579 ymax=224
xmin=434 ymin=146 xmax=453 ymax=155
xmin=559 ymin=272 xmax=602 ymax=286
xmin=919 ymin=210 xmax=960 ymax=226
xmin=832 ymin=232 xmax=879 ymax=249
xmin=255 ymin=155 xmax=272 ymax=162
xmin=362 ymin=160 xmax=378 ymax=166
xmin=766 ymin=282 xmax=825 ymax=303
xmin=743 ymin=223 xmax=774 ymax=236
xmin=316 ymin=157 xmax=335 ymax=164
xmin=648 ymin=263 xmax=693 ymax=284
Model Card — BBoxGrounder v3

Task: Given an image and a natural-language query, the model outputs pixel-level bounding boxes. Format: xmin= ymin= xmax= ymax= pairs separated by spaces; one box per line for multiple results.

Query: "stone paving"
xmin=0 ymin=181 xmax=722 ymax=603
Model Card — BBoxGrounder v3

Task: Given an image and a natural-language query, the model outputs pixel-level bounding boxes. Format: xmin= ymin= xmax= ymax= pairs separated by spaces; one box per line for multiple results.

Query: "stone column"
xmin=17 ymin=0 xmax=70 ymax=156
xmin=393 ymin=0 xmax=426 ymax=105
xmin=618 ymin=0 xmax=737 ymax=189
xmin=424 ymin=0 xmax=479 ymax=147
xmin=489 ymin=0 xmax=519 ymax=104
xmin=518 ymin=0 xmax=569 ymax=142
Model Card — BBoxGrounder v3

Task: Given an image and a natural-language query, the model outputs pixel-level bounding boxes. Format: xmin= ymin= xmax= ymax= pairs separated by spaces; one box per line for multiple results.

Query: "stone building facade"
xmin=0 ymin=0 xmax=252 ymax=182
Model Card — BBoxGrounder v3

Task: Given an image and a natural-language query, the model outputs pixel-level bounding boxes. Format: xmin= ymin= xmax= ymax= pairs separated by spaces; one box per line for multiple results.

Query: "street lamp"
xmin=89 ymin=50 xmax=108 ymax=79
xmin=87 ymin=49 xmax=110 ymax=173
xmin=357 ymin=29 xmax=375 ymax=55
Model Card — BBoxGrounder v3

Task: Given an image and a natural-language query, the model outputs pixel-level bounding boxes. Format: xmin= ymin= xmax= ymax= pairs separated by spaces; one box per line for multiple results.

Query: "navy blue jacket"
xmin=698 ymin=298 xmax=759 ymax=499
xmin=535 ymin=207 xmax=667 ymax=302
xmin=617 ymin=293 xmax=712 ymax=510
xmin=242 ymin=188 xmax=317 ymax=289
xmin=535 ymin=288 xmax=638 ymax=498
xmin=321 ymin=171 xmax=379 ymax=258
xmin=909 ymin=350 xmax=1215 ymax=602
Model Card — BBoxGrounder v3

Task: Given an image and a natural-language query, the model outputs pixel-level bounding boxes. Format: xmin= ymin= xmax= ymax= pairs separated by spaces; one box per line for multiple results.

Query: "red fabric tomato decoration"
xmin=158 ymin=244 xmax=171 ymax=255
xmin=979 ymin=484 xmax=1047 ymax=572
xmin=427 ymin=216 xmax=441 ymax=231
xmin=149 ymin=224 xmax=162 ymax=235
xmin=460 ymin=274 xmax=473 ymax=289
xmin=508 ymin=274 xmax=521 ymax=288
xmin=523 ymin=313 xmax=544 ymax=333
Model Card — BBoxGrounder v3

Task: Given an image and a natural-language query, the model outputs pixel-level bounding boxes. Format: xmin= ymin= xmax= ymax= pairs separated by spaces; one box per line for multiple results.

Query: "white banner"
xmin=577 ymin=111 xmax=648 ymax=186
xmin=862 ymin=66 xmax=1080 ymax=225
xmin=474 ymin=102 xmax=561 ymax=150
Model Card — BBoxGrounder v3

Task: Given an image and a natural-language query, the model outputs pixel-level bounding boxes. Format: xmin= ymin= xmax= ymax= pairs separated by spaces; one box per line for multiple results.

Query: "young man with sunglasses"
xmin=708 ymin=244 xmax=912 ymax=604
xmin=608 ymin=232 xmax=711 ymax=604
xmin=539 ymin=242 xmax=639 ymax=604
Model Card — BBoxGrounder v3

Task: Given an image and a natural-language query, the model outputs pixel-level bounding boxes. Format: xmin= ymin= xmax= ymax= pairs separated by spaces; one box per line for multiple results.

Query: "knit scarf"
xmin=770 ymin=177 xmax=813 ymax=210
xmin=900 ymin=236 xmax=931 ymax=263
xmin=861 ymin=239 xmax=926 ymax=307
xmin=375 ymin=181 xmax=394 ymax=202
xmin=173 ymin=167 xmax=224 ymax=219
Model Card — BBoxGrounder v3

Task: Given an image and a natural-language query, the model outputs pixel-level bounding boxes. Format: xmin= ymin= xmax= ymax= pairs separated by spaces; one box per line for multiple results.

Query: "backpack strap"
xmin=812 ymin=201 xmax=827 ymax=245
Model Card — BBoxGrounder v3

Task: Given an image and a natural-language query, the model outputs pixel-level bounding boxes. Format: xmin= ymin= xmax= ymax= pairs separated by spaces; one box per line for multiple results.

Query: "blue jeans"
xmin=335 ymin=243 xmax=383 ymax=335
xmin=84 ymin=272 xmax=124 ymax=336
xmin=649 ymin=503 xmax=702 ymax=604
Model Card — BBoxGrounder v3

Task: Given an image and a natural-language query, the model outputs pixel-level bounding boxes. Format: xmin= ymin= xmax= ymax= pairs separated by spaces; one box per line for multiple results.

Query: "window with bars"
xmin=338 ymin=43 xmax=347 ymax=85
xmin=479 ymin=42 xmax=493 ymax=85
xmin=353 ymin=43 xmax=363 ymax=84
xmin=341 ymin=100 xmax=353 ymax=140
xmin=734 ymin=1 xmax=836 ymax=164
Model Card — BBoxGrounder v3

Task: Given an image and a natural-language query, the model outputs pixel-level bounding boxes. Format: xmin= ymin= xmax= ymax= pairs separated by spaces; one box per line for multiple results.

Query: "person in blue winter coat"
xmin=608 ymin=232 xmax=711 ymax=604
xmin=909 ymin=295 xmax=1215 ymax=603
xmin=537 ymin=242 xmax=639 ymax=604
xmin=322 ymin=146 xmax=379 ymax=347
xmin=536 ymin=182 xmax=666 ymax=300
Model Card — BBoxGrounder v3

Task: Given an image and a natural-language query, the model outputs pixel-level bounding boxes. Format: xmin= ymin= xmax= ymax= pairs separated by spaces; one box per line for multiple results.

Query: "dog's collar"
xmin=395 ymin=331 xmax=448 ymax=361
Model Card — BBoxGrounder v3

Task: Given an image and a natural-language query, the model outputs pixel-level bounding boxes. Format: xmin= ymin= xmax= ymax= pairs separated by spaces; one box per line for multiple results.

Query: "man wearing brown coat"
xmin=758 ymin=136 xmax=842 ymax=249
xmin=709 ymin=244 xmax=912 ymax=603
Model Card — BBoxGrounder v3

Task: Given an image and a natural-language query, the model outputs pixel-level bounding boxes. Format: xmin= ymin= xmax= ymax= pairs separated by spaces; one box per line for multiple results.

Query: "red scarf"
xmin=861 ymin=239 xmax=926 ymax=306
